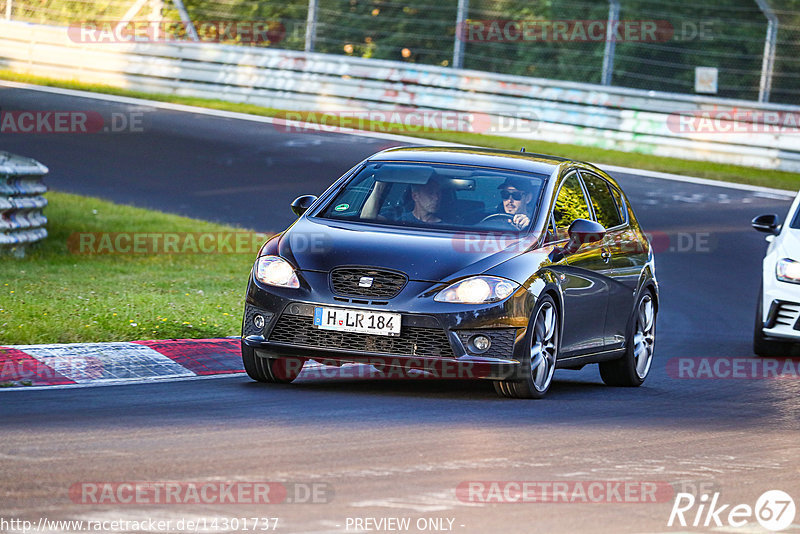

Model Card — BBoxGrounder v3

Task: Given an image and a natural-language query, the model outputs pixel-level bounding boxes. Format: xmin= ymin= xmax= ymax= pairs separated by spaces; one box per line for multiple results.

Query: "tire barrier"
xmin=0 ymin=151 xmax=49 ymax=257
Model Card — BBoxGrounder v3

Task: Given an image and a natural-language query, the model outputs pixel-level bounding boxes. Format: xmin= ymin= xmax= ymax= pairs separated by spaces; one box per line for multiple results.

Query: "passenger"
xmin=399 ymin=180 xmax=443 ymax=223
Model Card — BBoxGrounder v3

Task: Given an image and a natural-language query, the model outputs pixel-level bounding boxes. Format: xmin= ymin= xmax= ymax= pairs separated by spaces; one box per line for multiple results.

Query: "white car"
xmin=752 ymin=191 xmax=800 ymax=356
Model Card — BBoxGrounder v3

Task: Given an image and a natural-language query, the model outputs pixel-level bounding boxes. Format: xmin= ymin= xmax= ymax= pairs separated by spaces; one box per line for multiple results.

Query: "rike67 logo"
xmin=668 ymin=490 xmax=796 ymax=531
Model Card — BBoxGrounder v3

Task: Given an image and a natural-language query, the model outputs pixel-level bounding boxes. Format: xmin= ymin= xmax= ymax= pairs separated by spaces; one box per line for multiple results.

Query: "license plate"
xmin=313 ymin=307 xmax=401 ymax=337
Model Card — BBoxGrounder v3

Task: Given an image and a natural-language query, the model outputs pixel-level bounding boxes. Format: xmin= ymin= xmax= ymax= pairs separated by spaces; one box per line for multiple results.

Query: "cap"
xmin=497 ymin=177 xmax=534 ymax=193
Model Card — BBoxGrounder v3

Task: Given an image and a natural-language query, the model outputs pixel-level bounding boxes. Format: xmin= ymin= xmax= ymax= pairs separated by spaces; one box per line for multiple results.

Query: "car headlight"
xmin=254 ymin=256 xmax=300 ymax=288
xmin=434 ymin=276 xmax=519 ymax=304
xmin=776 ymin=258 xmax=800 ymax=284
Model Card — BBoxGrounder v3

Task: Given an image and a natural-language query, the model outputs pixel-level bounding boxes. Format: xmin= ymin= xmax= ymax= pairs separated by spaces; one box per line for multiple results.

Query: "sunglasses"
xmin=500 ymin=190 xmax=525 ymax=201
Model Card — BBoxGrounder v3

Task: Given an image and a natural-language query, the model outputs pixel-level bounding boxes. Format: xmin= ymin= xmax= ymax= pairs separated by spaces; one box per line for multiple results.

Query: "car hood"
xmin=279 ymin=217 xmax=532 ymax=282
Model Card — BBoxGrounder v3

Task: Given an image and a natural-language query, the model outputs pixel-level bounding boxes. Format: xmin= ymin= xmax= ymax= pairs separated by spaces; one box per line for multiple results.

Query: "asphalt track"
xmin=1 ymin=85 xmax=800 ymax=533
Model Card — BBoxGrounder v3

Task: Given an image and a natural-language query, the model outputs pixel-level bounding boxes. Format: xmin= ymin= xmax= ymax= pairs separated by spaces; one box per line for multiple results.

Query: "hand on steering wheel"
xmin=480 ymin=213 xmax=528 ymax=229
xmin=480 ymin=213 xmax=515 ymax=224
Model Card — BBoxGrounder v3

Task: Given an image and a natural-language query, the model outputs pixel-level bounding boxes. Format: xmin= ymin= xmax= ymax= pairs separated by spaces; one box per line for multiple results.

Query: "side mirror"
xmin=563 ymin=219 xmax=606 ymax=254
xmin=752 ymin=213 xmax=780 ymax=235
xmin=549 ymin=219 xmax=606 ymax=262
xmin=291 ymin=195 xmax=318 ymax=217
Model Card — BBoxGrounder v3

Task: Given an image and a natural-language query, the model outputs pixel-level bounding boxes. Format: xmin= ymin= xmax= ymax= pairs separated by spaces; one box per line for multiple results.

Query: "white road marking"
xmin=255 ymin=458 xmax=550 ymax=483
xmin=555 ymin=454 xmax=785 ymax=480
xmin=0 ymin=372 xmax=243 ymax=391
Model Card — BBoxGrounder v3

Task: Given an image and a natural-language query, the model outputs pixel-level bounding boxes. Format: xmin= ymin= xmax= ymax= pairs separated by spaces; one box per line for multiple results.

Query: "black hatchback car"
xmin=241 ymin=147 xmax=657 ymax=398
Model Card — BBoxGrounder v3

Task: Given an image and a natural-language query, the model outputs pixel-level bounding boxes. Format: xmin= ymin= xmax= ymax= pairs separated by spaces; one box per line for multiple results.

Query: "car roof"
xmin=367 ymin=146 xmax=568 ymax=175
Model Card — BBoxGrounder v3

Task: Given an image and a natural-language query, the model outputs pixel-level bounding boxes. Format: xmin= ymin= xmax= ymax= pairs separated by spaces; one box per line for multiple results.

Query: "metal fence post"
xmin=171 ymin=0 xmax=198 ymax=41
xmin=755 ymin=0 xmax=778 ymax=103
xmin=601 ymin=0 xmax=619 ymax=86
xmin=305 ymin=0 xmax=318 ymax=53
xmin=452 ymin=0 xmax=468 ymax=69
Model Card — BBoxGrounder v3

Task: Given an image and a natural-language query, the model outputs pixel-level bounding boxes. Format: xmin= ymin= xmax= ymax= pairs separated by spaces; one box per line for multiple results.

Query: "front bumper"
xmin=242 ymin=272 xmax=535 ymax=380
xmin=762 ymin=278 xmax=800 ymax=342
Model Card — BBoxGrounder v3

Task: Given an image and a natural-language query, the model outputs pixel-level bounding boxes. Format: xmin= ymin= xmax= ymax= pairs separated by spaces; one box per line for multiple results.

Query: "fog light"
xmin=471 ymin=335 xmax=491 ymax=353
xmin=253 ymin=314 xmax=265 ymax=329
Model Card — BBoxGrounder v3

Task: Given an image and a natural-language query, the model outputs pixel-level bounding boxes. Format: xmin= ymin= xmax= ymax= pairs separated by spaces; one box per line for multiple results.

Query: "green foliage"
xmin=7 ymin=0 xmax=800 ymax=102
xmin=582 ymin=175 xmax=621 ymax=229
xmin=316 ymin=0 xmax=456 ymax=64
xmin=553 ymin=176 xmax=591 ymax=238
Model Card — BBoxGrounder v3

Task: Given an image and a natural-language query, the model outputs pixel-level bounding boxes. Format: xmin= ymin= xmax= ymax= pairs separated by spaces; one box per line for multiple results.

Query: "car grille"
xmin=456 ymin=329 xmax=518 ymax=359
xmin=767 ymin=301 xmax=800 ymax=330
xmin=268 ymin=313 xmax=454 ymax=358
xmin=330 ymin=267 xmax=407 ymax=299
xmin=776 ymin=303 xmax=800 ymax=327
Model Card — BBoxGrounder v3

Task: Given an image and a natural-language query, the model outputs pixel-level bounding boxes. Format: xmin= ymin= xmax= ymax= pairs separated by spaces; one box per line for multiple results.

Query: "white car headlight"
xmin=254 ymin=256 xmax=300 ymax=288
xmin=776 ymin=258 xmax=800 ymax=284
xmin=434 ymin=276 xmax=519 ymax=304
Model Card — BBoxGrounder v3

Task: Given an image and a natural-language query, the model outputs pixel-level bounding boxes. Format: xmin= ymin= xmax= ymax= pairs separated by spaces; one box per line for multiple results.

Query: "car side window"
xmin=551 ymin=174 xmax=592 ymax=241
xmin=581 ymin=172 xmax=622 ymax=229
xmin=608 ymin=184 xmax=628 ymax=225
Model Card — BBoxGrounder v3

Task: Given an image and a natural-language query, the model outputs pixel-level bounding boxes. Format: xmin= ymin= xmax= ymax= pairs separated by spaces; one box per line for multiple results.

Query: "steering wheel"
xmin=480 ymin=213 xmax=515 ymax=225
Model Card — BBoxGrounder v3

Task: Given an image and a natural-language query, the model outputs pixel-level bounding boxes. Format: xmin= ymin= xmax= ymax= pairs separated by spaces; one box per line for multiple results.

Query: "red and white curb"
xmin=0 ymin=338 xmax=245 ymax=389
xmin=1 ymin=337 xmax=440 ymax=390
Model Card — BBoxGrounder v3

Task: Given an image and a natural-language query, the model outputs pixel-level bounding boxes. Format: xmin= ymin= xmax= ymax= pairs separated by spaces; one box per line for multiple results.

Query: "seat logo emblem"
xmin=358 ymin=276 xmax=374 ymax=288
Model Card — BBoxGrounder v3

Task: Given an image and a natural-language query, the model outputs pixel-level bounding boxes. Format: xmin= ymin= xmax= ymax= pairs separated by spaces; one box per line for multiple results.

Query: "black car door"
xmin=547 ymin=171 xmax=610 ymax=356
xmin=579 ymin=171 xmax=638 ymax=349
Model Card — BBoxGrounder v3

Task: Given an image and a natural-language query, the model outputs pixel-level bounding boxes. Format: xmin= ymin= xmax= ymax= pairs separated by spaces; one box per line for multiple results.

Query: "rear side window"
xmin=608 ymin=184 xmax=628 ymax=225
xmin=582 ymin=173 xmax=623 ymax=229
xmin=552 ymin=174 xmax=592 ymax=240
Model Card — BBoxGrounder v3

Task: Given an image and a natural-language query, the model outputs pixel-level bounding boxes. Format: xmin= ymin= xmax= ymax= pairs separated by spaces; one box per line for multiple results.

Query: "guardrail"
xmin=0 ymin=151 xmax=49 ymax=257
xmin=1 ymin=20 xmax=798 ymax=173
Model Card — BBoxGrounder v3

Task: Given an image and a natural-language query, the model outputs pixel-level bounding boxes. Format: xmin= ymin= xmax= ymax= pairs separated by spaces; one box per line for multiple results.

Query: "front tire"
xmin=494 ymin=295 xmax=559 ymax=399
xmin=600 ymin=289 xmax=656 ymax=387
xmin=242 ymin=343 xmax=305 ymax=384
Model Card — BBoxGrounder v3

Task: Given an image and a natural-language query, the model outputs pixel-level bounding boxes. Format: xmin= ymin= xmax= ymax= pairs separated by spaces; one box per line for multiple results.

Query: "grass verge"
xmin=0 ymin=192 xmax=258 ymax=344
xmin=2 ymin=69 xmax=798 ymax=190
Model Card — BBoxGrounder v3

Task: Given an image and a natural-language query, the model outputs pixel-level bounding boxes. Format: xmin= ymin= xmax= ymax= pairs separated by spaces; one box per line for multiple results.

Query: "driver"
xmin=497 ymin=177 xmax=535 ymax=229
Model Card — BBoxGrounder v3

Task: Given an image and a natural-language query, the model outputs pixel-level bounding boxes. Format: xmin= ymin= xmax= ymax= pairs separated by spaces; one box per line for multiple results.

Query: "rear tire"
xmin=494 ymin=295 xmax=559 ymax=399
xmin=600 ymin=289 xmax=656 ymax=387
xmin=242 ymin=343 xmax=305 ymax=384
xmin=753 ymin=287 xmax=791 ymax=357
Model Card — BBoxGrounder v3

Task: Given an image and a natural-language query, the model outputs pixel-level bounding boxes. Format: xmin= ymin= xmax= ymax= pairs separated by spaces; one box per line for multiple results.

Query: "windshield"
xmin=317 ymin=162 xmax=548 ymax=233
